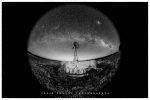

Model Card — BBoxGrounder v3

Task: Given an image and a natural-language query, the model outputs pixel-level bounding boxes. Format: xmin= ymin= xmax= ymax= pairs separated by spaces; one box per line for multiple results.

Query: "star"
xmin=96 ymin=20 xmax=101 ymax=25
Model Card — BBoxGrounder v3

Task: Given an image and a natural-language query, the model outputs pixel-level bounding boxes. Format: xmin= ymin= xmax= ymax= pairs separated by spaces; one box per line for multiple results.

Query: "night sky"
xmin=28 ymin=4 xmax=120 ymax=61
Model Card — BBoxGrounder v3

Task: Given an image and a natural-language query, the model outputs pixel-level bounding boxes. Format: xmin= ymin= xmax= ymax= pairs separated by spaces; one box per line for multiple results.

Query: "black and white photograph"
xmin=2 ymin=2 xmax=148 ymax=98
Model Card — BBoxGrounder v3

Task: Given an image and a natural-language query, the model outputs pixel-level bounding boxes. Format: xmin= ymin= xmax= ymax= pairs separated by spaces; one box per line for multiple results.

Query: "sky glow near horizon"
xmin=29 ymin=30 xmax=118 ymax=61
